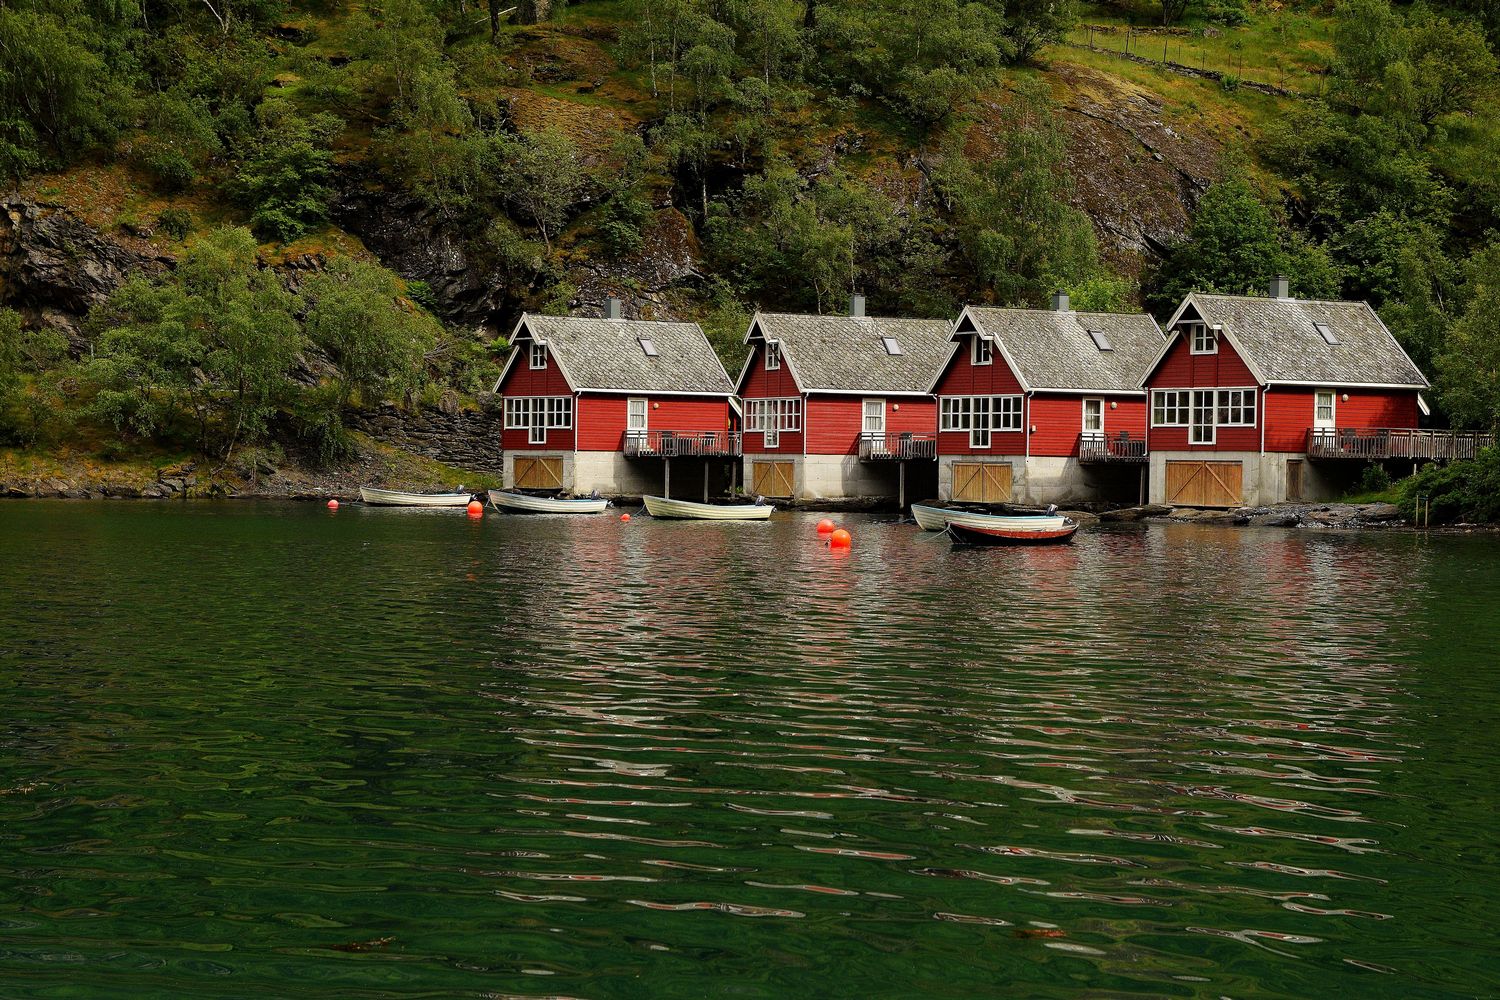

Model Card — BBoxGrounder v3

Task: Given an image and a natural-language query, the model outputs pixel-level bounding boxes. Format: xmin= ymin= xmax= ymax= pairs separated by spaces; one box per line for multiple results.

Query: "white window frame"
xmin=765 ymin=341 xmax=781 ymax=371
xmin=504 ymin=397 xmax=529 ymax=429
xmin=1151 ymin=389 xmax=1189 ymax=427
xmin=1083 ymin=398 xmax=1104 ymax=434
xmin=969 ymin=396 xmax=992 ymax=449
xmin=940 ymin=395 xmax=1021 ymax=441
xmin=627 ymin=397 xmax=648 ymax=434
xmin=1189 ymin=324 xmax=1217 ymax=355
xmin=862 ymin=398 xmax=885 ymax=436
xmin=971 ymin=336 xmax=993 ymax=366
xmin=995 ymin=395 xmax=1022 ymax=432
xmin=529 ymin=342 xmax=548 ymax=370
xmin=1216 ymin=388 xmax=1256 ymax=427
xmin=1190 ymin=389 xmax=1216 ymax=445
xmin=1314 ymin=390 xmax=1337 ymax=428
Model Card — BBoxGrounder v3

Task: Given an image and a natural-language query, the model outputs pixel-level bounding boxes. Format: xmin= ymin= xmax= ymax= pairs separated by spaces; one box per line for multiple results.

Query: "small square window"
xmin=765 ymin=342 xmax=781 ymax=370
xmin=971 ymin=337 xmax=993 ymax=366
xmin=639 ymin=338 xmax=658 ymax=357
xmin=529 ymin=343 xmax=547 ymax=369
xmin=881 ymin=337 xmax=903 ymax=356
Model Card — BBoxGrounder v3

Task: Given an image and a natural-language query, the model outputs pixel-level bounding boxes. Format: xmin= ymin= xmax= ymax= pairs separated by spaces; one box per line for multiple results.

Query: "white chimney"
xmin=1270 ymin=275 xmax=1291 ymax=300
xmin=850 ymin=293 xmax=866 ymax=318
xmin=607 ymin=297 xmax=624 ymax=320
xmin=1051 ymin=290 xmax=1070 ymax=312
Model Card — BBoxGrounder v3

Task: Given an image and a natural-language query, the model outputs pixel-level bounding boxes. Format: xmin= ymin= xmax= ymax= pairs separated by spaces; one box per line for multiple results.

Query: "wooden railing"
xmin=1078 ymin=432 xmax=1148 ymax=463
xmin=624 ymin=429 xmax=742 ymax=458
xmin=1306 ymin=427 xmax=1494 ymax=461
xmin=858 ymin=432 xmax=937 ymax=461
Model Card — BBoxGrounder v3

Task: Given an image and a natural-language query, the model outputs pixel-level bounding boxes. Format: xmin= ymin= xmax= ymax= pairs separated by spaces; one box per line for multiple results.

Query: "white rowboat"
xmin=643 ymin=495 xmax=773 ymax=521
xmin=360 ymin=486 xmax=473 ymax=507
xmin=910 ymin=503 xmax=1069 ymax=533
xmin=491 ymin=492 xmax=609 ymax=515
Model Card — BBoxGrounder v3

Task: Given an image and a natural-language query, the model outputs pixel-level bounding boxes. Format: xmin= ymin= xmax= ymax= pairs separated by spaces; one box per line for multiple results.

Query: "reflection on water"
xmin=1 ymin=502 xmax=1498 ymax=998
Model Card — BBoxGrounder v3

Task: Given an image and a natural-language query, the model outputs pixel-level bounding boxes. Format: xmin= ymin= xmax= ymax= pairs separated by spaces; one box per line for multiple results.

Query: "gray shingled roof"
xmin=965 ymin=307 xmax=1165 ymax=392
xmin=751 ymin=313 xmax=953 ymax=393
xmin=518 ymin=315 xmax=734 ymax=394
xmin=1186 ymin=294 xmax=1428 ymax=387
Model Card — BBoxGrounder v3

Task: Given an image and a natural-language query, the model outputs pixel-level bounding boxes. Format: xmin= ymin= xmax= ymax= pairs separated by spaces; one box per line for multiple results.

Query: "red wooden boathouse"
xmin=1140 ymin=277 xmax=1480 ymax=506
xmin=735 ymin=296 xmax=952 ymax=502
xmin=928 ymin=293 xmax=1165 ymax=504
xmin=493 ymin=301 xmax=737 ymax=497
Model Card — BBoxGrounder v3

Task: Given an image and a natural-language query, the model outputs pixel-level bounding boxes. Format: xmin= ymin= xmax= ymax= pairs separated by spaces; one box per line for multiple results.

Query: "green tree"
xmin=1439 ymin=240 xmax=1500 ymax=430
xmin=303 ymin=257 xmax=440 ymax=407
xmin=491 ymin=127 xmax=587 ymax=252
xmin=935 ymin=79 xmax=1100 ymax=305
xmin=232 ymin=98 xmax=341 ymax=243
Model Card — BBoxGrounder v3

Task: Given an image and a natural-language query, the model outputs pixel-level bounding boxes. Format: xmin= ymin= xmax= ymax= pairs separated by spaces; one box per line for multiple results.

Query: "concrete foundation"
xmin=1146 ymin=451 xmax=1360 ymax=506
xmin=741 ymin=454 xmax=938 ymax=503
xmin=504 ymin=450 xmax=737 ymax=498
xmin=935 ymin=455 xmax=1147 ymax=505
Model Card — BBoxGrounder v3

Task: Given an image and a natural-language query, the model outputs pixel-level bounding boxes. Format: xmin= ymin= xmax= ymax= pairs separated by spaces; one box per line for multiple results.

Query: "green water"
xmin=1 ymin=502 xmax=1498 ymax=998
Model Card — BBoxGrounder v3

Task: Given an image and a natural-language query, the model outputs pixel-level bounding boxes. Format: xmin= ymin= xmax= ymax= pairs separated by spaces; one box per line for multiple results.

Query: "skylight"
xmin=1087 ymin=329 xmax=1112 ymax=351
xmin=1314 ymin=322 xmax=1339 ymax=345
xmin=881 ymin=337 xmax=904 ymax=356
xmin=639 ymin=338 xmax=659 ymax=357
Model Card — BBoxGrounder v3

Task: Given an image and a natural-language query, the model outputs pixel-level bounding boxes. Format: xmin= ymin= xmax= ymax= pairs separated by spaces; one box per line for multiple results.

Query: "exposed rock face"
xmin=331 ymin=180 xmax=512 ymax=330
xmin=346 ymin=401 xmax=505 ymax=475
xmin=0 ymin=198 xmax=166 ymax=342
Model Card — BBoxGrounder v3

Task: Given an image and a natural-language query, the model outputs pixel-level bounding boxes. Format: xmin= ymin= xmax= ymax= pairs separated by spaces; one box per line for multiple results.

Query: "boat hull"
xmin=491 ymin=492 xmax=608 ymax=515
xmin=359 ymin=487 xmax=473 ymax=507
xmin=948 ymin=521 xmax=1079 ymax=546
xmin=910 ymin=503 xmax=1069 ymax=533
xmin=643 ymin=496 xmax=773 ymax=520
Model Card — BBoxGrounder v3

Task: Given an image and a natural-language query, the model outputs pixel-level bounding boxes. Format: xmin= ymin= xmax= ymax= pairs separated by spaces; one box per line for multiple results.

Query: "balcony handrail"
xmin=1077 ymin=431 xmax=1148 ymax=463
xmin=624 ymin=428 xmax=742 ymax=458
xmin=1306 ymin=426 xmax=1494 ymax=461
xmin=858 ymin=430 xmax=937 ymax=461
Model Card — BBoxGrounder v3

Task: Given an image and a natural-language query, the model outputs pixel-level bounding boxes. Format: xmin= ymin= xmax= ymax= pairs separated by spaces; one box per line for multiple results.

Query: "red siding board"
xmin=1145 ymin=333 xmax=1260 ymax=453
xmin=498 ymin=348 xmax=575 ymax=451
xmin=933 ymin=336 xmax=1025 ymax=396
xmin=1264 ymin=388 xmax=1420 ymax=452
xmin=578 ymin=395 xmax=731 ymax=452
xmin=740 ymin=342 xmax=804 ymax=455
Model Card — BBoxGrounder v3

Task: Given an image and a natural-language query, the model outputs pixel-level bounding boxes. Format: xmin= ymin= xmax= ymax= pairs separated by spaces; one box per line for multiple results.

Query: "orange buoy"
xmin=327 ymin=499 xmax=339 ymax=510
xmin=620 ymin=513 xmax=632 ymax=522
xmin=467 ymin=500 xmax=484 ymax=516
xmin=829 ymin=528 xmax=852 ymax=548
xmin=816 ymin=518 xmax=835 ymax=534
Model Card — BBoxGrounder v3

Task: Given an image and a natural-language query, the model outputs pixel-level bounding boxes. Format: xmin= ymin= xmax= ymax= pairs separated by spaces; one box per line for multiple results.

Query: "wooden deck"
xmin=624 ymin=430 xmax=741 ymax=458
xmin=858 ymin=432 xmax=937 ymax=461
xmin=1077 ymin=432 xmax=1148 ymax=464
xmin=1306 ymin=428 xmax=1493 ymax=461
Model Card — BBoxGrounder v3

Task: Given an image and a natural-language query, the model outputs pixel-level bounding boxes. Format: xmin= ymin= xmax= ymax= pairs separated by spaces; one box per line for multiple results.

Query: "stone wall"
xmin=348 ymin=401 xmax=505 ymax=475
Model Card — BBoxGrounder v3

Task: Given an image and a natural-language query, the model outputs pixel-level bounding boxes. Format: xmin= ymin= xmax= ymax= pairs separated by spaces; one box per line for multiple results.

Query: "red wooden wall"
xmin=740 ymin=341 xmax=804 ymax=455
xmin=577 ymin=395 xmax=732 ymax=452
xmin=1146 ymin=333 xmax=1260 ymax=451
xmin=1263 ymin=388 xmax=1420 ymax=452
xmin=1027 ymin=395 xmax=1148 ymax=457
xmin=497 ymin=347 xmax=575 ymax=451
xmin=803 ymin=396 xmax=936 ymax=456
xmin=934 ymin=334 xmax=1026 ymax=456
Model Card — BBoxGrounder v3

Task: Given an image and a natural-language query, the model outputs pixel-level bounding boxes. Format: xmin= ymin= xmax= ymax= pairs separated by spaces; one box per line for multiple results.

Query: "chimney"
xmin=606 ymin=297 xmax=623 ymax=320
xmin=1051 ymin=290 xmax=1070 ymax=312
xmin=850 ymin=293 xmax=866 ymax=318
xmin=1270 ymin=275 xmax=1291 ymax=300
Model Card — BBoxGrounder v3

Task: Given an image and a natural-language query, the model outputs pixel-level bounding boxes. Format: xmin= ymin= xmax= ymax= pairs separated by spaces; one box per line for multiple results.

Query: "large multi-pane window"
xmin=504 ymin=396 xmax=573 ymax=444
xmin=940 ymin=395 xmax=1022 ymax=448
xmin=744 ymin=398 xmax=801 ymax=433
xmin=1190 ymin=390 xmax=1217 ymax=444
xmin=1216 ymin=388 xmax=1256 ymax=426
xmin=1152 ymin=390 xmax=1190 ymax=427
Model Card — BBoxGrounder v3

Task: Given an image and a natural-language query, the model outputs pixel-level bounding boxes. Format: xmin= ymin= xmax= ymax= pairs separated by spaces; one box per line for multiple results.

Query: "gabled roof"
xmin=1152 ymin=293 xmax=1429 ymax=388
xmin=942 ymin=306 xmax=1165 ymax=394
xmin=497 ymin=314 xmax=734 ymax=395
xmin=741 ymin=313 xmax=953 ymax=394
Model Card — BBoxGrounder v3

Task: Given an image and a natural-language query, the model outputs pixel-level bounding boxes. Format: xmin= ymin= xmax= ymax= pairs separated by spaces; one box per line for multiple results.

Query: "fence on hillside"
xmin=1063 ymin=23 xmax=1325 ymax=99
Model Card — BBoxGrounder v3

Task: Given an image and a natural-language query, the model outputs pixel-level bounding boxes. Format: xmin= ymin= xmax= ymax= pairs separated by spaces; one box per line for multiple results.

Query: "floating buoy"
xmin=327 ymin=499 xmax=339 ymax=510
xmin=466 ymin=500 xmax=484 ymax=517
xmin=620 ymin=513 xmax=631 ymax=522
xmin=816 ymin=518 xmax=835 ymax=534
xmin=829 ymin=528 xmax=852 ymax=549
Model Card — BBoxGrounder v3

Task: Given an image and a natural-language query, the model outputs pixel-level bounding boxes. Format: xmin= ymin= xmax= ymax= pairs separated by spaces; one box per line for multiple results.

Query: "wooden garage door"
xmin=515 ymin=456 xmax=564 ymax=490
xmin=1166 ymin=461 xmax=1243 ymax=507
xmin=752 ymin=461 xmax=795 ymax=498
xmin=952 ymin=462 xmax=1013 ymax=503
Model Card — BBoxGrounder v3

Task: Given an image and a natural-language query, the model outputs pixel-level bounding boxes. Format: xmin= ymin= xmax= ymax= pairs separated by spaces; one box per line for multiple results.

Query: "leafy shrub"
xmin=157 ymin=208 xmax=192 ymax=240
xmin=1398 ymin=448 xmax=1500 ymax=523
xmin=1220 ymin=73 xmax=1242 ymax=92
xmin=1206 ymin=0 xmax=1250 ymax=27
xmin=1359 ymin=462 xmax=1392 ymax=493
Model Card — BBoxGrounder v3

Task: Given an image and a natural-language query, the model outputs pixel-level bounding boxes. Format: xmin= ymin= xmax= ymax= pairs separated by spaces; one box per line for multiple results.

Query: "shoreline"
xmin=4 ymin=482 xmax=1494 ymax=532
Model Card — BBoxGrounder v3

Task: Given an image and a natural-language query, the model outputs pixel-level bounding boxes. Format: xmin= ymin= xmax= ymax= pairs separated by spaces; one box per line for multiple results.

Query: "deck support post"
xmin=703 ymin=462 xmax=709 ymax=503
xmin=899 ymin=461 xmax=906 ymax=512
xmin=664 ymin=457 xmax=671 ymax=499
